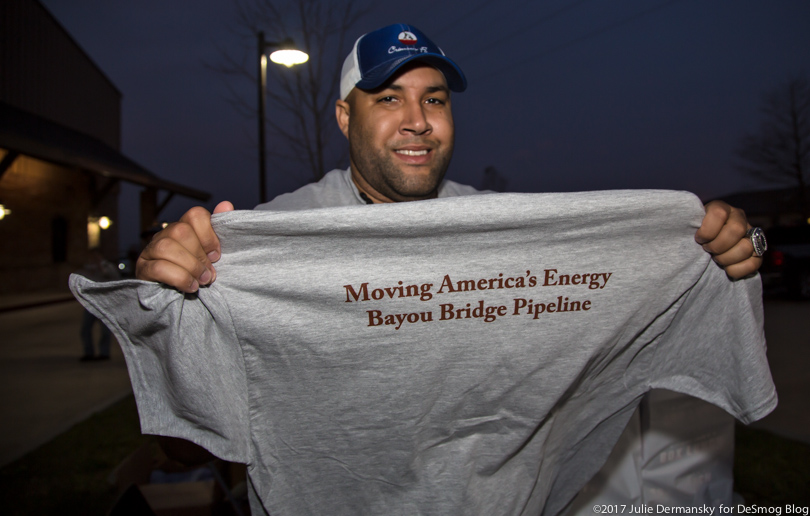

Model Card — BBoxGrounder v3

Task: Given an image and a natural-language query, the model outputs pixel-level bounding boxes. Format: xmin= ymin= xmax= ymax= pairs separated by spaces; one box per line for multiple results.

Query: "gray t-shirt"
xmin=255 ymin=168 xmax=487 ymax=210
xmin=70 ymin=190 xmax=776 ymax=516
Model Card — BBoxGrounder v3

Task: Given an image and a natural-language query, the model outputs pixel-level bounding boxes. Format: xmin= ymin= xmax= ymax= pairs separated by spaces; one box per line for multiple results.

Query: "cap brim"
xmin=355 ymin=54 xmax=467 ymax=93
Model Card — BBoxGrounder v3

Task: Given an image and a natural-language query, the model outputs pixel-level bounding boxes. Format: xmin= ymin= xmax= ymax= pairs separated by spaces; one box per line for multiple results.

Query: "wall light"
xmin=0 ymin=203 xmax=10 ymax=220
xmin=87 ymin=216 xmax=112 ymax=248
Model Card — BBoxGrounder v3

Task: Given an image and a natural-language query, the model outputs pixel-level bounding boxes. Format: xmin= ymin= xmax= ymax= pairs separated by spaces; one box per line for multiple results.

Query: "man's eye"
xmin=426 ymin=97 xmax=445 ymax=105
xmin=378 ymin=96 xmax=396 ymax=103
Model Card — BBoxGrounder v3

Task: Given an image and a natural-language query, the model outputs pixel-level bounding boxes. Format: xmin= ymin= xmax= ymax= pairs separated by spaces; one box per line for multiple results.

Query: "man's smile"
xmin=395 ymin=149 xmax=429 ymax=156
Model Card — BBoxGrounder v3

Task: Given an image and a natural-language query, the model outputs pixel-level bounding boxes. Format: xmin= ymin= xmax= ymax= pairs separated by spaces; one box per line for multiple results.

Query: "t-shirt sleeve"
xmin=68 ymin=274 xmax=249 ymax=463
xmin=642 ymin=263 xmax=777 ymax=424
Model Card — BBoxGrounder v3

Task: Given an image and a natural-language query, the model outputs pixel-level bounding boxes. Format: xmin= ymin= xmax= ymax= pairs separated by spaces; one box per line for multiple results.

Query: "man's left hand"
xmin=696 ymin=200 xmax=762 ymax=279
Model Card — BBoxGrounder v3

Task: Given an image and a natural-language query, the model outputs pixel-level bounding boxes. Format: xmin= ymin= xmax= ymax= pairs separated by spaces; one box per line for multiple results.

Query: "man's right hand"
xmin=135 ymin=201 xmax=234 ymax=293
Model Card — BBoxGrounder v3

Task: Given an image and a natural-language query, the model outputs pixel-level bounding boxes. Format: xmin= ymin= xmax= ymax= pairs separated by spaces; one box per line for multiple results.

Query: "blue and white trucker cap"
xmin=340 ymin=23 xmax=467 ymax=100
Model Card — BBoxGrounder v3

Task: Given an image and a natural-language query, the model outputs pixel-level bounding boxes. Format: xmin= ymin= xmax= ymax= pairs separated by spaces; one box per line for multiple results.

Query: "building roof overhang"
xmin=0 ymin=102 xmax=210 ymax=202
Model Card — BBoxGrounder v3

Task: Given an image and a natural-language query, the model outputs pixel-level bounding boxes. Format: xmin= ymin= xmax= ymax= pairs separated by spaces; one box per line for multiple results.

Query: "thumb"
xmin=213 ymin=201 xmax=235 ymax=214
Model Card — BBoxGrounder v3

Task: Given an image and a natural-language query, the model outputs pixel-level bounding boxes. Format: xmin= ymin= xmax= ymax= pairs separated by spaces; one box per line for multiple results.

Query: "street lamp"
xmin=258 ymin=32 xmax=308 ymax=204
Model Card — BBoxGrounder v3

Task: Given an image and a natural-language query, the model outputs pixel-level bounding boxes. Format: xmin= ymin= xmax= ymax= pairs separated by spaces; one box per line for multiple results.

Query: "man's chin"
xmin=386 ymin=178 xmax=444 ymax=201
xmin=351 ymin=160 xmax=449 ymax=202
xmin=390 ymin=192 xmax=438 ymax=202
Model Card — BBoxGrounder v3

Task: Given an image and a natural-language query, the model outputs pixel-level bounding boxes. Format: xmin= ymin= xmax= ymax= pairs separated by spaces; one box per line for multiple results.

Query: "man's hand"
xmin=696 ymin=200 xmax=762 ymax=279
xmin=135 ymin=201 xmax=234 ymax=292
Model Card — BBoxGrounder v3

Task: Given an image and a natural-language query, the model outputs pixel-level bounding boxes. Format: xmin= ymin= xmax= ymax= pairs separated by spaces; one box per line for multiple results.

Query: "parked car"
xmin=760 ymin=225 xmax=810 ymax=299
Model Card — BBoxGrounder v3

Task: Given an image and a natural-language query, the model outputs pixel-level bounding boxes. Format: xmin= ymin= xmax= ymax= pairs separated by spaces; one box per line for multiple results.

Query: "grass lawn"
xmin=734 ymin=423 xmax=810 ymax=506
xmin=0 ymin=395 xmax=152 ymax=516
xmin=1 ymin=395 xmax=808 ymax=514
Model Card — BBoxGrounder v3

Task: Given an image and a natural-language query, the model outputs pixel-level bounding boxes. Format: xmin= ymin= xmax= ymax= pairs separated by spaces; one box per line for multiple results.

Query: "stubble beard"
xmin=349 ymin=135 xmax=454 ymax=202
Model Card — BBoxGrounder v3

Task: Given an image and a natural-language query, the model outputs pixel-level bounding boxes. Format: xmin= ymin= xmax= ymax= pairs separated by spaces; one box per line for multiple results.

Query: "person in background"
xmin=77 ymin=248 xmax=120 ymax=361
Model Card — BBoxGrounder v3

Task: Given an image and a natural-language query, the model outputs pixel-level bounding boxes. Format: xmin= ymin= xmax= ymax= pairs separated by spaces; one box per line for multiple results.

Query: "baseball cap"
xmin=340 ymin=23 xmax=467 ymax=100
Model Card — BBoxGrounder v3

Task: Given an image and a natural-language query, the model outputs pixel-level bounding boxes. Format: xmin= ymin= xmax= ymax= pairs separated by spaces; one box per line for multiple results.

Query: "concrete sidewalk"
xmin=0 ymin=291 xmax=133 ymax=467
xmin=0 ymin=289 xmax=76 ymax=313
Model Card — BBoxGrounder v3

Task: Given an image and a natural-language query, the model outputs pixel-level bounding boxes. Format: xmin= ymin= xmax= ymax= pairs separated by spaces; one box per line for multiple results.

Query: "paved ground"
xmin=0 ymin=290 xmax=806 ymax=470
xmin=750 ymin=297 xmax=810 ymax=443
xmin=0 ymin=295 xmax=132 ymax=467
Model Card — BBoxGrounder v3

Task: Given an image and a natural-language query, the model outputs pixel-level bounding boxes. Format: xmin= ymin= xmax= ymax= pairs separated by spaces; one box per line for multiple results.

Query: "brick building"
xmin=0 ymin=0 xmax=209 ymax=294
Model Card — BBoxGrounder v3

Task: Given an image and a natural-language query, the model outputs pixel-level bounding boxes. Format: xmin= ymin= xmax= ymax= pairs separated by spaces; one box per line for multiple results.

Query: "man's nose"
xmin=399 ymin=102 xmax=431 ymax=135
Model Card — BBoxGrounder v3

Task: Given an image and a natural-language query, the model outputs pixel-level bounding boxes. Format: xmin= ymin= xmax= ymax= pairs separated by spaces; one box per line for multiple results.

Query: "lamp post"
xmin=258 ymin=32 xmax=308 ymax=204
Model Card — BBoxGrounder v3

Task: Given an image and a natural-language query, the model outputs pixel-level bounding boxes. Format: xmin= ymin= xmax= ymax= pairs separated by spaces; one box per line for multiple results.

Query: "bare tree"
xmin=215 ymin=0 xmax=371 ymax=185
xmin=737 ymin=74 xmax=810 ymax=220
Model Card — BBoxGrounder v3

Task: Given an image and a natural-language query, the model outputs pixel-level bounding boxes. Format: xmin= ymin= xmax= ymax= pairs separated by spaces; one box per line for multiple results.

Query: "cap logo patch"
xmin=398 ymin=31 xmax=417 ymax=45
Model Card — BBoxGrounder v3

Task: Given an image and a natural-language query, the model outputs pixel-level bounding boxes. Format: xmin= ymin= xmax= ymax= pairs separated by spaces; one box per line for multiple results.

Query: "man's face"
xmin=336 ymin=64 xmax=455 ymax=203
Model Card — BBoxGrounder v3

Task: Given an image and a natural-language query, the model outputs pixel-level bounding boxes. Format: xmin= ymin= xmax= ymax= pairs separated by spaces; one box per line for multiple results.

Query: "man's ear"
xmin=335 ymin=99 xmax=350 ymax=139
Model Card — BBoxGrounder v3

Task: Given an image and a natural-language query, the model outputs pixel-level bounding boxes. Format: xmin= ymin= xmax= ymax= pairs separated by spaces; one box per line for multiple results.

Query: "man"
xmin=129 ymin=24 xmax=767 ymax=512
xmin=136 ymin=24 xmax=761 ymax=291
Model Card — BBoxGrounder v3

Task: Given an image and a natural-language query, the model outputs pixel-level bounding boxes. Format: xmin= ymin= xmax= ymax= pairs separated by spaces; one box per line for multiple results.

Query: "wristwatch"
xmin=746 ymin=227 xmax=767 ymax=257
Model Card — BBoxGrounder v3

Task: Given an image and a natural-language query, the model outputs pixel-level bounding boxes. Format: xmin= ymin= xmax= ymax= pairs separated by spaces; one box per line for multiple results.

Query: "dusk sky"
xmin=39 ymin=0 xmax=810 ymax=253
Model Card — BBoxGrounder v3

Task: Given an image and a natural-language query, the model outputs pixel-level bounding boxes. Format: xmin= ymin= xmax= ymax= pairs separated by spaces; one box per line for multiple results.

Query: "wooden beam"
xmin=156 ymin=192 xmax=176 ymax=216
xmin=91 ymin=177 xmax=120 ymax=208
xmin=0 ymin=151 xmax=20 ymax=181
xmin=140 ymin=187 xmax=158 ymax=234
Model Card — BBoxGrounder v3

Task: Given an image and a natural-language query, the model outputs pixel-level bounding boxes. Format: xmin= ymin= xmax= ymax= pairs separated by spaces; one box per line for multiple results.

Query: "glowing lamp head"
xmin=270 ymin=49 xmax=308 ymax=67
